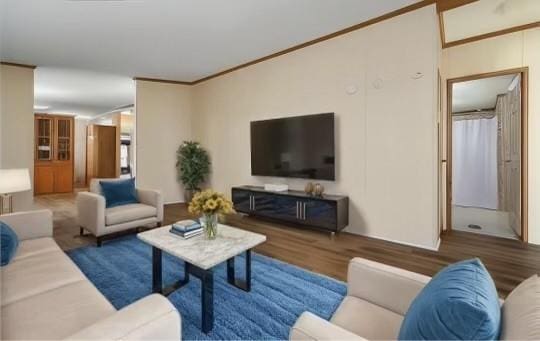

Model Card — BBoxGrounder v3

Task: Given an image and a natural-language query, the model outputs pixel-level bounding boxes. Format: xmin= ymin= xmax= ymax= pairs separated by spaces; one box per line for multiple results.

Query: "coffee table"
xmin=137 ymin=224 xmax=266 ymax=333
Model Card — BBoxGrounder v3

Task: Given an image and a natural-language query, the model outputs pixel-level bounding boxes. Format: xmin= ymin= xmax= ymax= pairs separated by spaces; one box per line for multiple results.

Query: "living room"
xmin=1 ymin=0 xmax=539 ymax=340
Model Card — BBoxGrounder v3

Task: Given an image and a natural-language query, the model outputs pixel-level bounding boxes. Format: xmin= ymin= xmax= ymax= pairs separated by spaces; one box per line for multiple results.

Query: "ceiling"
xmin=452 ymin=74 xmax=517 ymax=113
xmin=443 ymin=0 xmax=540 ymax=43
xmin=34 ymin=67 xmax=134 ymax=118
xmin=0 ymin=0 xmax=419 ymax=82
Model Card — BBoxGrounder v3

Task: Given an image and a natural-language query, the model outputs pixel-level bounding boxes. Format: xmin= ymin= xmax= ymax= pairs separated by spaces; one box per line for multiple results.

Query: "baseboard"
xmin=164 ymin=200 xmax=185 ymax=205
xmin=346 ymin=231 xmax=441 ymax=252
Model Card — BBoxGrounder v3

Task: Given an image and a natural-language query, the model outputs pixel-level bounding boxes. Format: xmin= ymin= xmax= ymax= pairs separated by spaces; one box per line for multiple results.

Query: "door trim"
xmin=446 ymin=67 xmax=528 ymax=242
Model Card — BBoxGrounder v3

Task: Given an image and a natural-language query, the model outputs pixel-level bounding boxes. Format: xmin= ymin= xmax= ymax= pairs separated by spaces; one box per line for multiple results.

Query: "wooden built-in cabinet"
xmin=34 ymin=114 xmax=74 ymax=194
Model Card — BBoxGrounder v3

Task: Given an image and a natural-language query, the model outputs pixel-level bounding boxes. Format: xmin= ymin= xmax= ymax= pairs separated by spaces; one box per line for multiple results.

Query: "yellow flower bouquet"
xmin=188 ymin=189 xmax=235 ymax=239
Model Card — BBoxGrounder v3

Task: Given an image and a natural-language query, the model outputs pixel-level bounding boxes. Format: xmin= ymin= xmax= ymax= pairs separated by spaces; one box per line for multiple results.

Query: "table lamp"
xmin=0 ymin=169 xmax=31 ymax=215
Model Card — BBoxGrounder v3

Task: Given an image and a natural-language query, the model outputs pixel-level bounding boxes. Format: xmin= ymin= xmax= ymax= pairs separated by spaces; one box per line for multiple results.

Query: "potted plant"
xmin=176 ymin=141 xmax=211 ymax=202
xmin=188 ymin=189 xmax=235 ymax=239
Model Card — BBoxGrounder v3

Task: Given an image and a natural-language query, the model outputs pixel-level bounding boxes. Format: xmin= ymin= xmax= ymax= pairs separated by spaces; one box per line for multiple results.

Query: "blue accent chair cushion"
xmin=398 ymin=258 xmax=501 ymax=340
xmin=99 ymin=178 xmax=139 ymax=208
xmin=1 ymin=221 xmax=19 ymax=266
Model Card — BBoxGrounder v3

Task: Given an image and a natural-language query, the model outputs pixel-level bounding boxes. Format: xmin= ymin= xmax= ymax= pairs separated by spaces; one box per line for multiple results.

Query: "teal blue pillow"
xmin=398 ymin=258 xmax=500 ymax=340
xmin=1 ymin=221 xmax=19 ymax=266
xmin=99 ymin=178 xmax=139 ymax=208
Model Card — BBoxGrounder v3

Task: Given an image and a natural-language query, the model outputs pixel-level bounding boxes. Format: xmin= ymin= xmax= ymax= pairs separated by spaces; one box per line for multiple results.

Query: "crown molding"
xmin=133 ymin=77 xmax=194 ymax=86
xmin=0 ymin=61 xmax=37 ymax=69
xmin=443 ymin=21 xmax=540 ymax=48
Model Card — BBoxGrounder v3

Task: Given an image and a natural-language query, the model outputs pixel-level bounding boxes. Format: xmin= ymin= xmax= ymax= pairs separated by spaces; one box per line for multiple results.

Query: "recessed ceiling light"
xmin=34 ymin=105 xmax=50 ymax=110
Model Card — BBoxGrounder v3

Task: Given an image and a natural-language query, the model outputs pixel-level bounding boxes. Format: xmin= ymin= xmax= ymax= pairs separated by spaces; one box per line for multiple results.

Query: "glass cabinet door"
xmin=56 ymin=118 xmax=72 ymax=161
xmin=36 ymin=117 xmax=53 ymax=161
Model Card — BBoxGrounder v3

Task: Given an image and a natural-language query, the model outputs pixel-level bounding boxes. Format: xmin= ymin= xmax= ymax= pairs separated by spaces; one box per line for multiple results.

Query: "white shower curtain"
xmin=452 ymin=117 xmax=498 ymax=209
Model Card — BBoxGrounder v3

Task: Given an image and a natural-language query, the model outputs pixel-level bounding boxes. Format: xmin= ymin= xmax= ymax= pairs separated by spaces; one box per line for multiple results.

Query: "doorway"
xmin=447 ymin=68 xmax=528 ymax=241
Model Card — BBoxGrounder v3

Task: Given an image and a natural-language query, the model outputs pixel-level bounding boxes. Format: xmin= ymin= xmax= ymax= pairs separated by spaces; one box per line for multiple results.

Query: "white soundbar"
xmin=264 ymin=184 xmax=289 ymax=192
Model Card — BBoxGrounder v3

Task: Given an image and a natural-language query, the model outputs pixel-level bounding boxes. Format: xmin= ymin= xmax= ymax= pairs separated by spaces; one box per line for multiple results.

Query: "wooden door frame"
xmin=446 ymin=67 xmax=529 ymax=242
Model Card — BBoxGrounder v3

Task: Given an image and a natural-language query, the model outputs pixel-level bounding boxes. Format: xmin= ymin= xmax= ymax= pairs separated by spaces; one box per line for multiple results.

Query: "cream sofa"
xmin=0 ymin=210 xmax=180 ymax=340
xmin=290 ymin=257 xmax=539 ymax=340
xmin=77 ymin=178 xmax=163 ymax=246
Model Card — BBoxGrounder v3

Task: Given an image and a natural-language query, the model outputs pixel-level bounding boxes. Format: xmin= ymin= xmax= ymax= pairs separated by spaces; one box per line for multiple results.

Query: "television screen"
xmin=250 ymin=113 xmax=335 ymax=180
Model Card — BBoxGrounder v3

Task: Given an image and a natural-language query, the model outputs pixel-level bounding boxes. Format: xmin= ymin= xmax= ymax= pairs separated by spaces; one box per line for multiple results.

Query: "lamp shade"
xmin=0 ymin=169 xmax=31 ymax=194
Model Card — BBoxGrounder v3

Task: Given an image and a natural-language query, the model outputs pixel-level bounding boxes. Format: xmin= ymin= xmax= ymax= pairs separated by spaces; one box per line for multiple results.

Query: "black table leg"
xmin=201 ymin=267 xmax=214 ymax=334
xmin=153 ymin=247 xmax=190 ymax=295
xmin=227 ymin=249 xmax=252 ymax=291
xmin=152 ymin=246 xmax=162 ymax=294
xmin=151 ymin=248 xmax=214 ymax=333
xmin=184 ymin=263 xmax=214 ymax=333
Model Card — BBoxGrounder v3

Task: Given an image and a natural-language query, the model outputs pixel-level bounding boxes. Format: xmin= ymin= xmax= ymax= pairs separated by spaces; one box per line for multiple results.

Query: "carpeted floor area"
xmin=68 ymin=235 xmax=346 ymax=340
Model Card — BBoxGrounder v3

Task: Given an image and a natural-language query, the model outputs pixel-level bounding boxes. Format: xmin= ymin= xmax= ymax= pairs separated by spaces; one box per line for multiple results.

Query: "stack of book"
xmin=169 ymin=219 xmax=202 ymax=239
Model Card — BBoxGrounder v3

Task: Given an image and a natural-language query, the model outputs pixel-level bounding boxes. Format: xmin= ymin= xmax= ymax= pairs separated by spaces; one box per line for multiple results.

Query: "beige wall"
xmin=192 ymin=6 xmax=441 ymax=249
xmin=135 ymin=80 xmax=193 ymax=204
xmin=0 ymin=65 xmax=34 ymax=210
xmin=442 ymin=28 xmax=540 ymax=244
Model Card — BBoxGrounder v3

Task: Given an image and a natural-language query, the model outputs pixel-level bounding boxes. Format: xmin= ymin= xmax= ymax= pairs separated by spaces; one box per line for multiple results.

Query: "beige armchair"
xmin=77 ymin=178 xmax=163 ymax=246
xmin=290 ymin=257 xmax=431 ymax=340
xmin=291 ymin=257 xmax=540 ymax=341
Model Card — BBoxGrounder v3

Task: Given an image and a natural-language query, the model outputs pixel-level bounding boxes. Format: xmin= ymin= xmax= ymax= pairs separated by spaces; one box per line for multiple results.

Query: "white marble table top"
xmin=137 ymin=224 xmax=266 ymax=270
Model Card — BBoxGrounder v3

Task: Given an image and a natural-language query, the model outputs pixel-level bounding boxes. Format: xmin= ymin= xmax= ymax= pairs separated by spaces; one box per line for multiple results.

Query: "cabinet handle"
xmin=252 ymin=196 xmax=255 ymax=210
xmin=296 ymin=201 xmax=299 ymax=219
xmin=303 ymin=202 xmax=306 ymax=220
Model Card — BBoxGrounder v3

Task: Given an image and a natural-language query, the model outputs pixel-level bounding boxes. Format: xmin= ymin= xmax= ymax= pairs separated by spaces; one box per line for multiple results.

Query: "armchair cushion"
xmin=399 ymin=258 xmax=501 ymax=341
xmin=0 ymin=221 xmax=19 ymax=266
xmin=105 ymin=203 xmax=157 ymax=226
xmin=100 ymin=178 xmax=139 ymax=208
xmin=331 ymin=296 xmax=403 ymax=340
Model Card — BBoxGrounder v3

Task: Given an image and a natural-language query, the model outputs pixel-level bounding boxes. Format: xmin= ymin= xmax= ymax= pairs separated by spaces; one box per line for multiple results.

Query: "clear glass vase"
xmin=202 ymin=213 xmax=218 ymax=240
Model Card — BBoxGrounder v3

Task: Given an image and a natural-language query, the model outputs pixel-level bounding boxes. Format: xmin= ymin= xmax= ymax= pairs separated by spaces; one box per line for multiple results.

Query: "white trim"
xmin=165 ymin=200 xmax=185 ymax=205
xmin=345 ymin=231 xmax=441 ymax=251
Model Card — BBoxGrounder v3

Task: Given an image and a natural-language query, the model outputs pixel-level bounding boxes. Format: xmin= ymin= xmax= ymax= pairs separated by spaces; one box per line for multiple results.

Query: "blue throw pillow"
xmin=1 ymin=221 xmax=19 ymax=266
xmin=398 ymin=258 xmax=500 ymax=340
xmin=99 ymin=178 xmax=139 ymax=208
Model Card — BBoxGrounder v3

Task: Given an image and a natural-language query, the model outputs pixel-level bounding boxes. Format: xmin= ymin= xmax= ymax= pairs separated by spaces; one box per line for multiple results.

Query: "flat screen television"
xmin=250 ymin=113 xmax=335 ymax=180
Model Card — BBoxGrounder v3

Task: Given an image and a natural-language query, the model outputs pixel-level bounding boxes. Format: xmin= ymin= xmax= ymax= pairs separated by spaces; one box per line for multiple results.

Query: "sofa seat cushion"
xmin=1 ymin=249 xmax=86 ymax=306
xmin=2 ymin=280 xmax=116 ymax=340
xmin=331 ymin=295 xmax=403 ymax=340
xmin=500 ymin=275 xmax=540 ymax=340
xmin=13 ymin=237 xmax=61 ymax=262
xmin=105 ymin=203 xmax=157 ymax=226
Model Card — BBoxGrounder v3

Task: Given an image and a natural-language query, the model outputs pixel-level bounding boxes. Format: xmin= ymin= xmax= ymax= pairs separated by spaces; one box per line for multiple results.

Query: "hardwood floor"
xmin=35 ymin=193 xmax=540 ymax=297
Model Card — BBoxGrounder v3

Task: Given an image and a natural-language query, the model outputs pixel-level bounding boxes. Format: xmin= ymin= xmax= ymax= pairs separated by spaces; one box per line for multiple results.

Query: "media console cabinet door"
xmin=232 ymin=189 xmax=252 ymax=212
xmin=303 ymin=200 xmax=337 ymax=229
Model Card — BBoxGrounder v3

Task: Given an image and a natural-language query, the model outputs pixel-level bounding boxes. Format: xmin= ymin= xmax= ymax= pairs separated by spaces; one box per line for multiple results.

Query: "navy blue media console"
xmin=232 ymin=185 xmax=349 ymax=233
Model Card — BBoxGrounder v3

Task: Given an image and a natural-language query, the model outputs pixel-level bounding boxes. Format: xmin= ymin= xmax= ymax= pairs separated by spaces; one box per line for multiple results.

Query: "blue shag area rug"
xmin=67 ymin=235 xmax=346 ymax=340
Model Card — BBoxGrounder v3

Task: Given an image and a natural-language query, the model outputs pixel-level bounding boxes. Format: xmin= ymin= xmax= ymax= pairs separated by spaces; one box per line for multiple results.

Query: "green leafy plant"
xmin=176 ymin=141 xmax=211 ymax=191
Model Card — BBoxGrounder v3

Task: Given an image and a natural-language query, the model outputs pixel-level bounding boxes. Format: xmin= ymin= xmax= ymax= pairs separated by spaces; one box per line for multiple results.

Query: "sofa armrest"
xmin=76 ymin=192 xmax=106 ymax=236
xmin=290 ymin=312 xmax=366 ymax=341
xmin=137 ymin=188 xmax=163 ymax=222
xmin=0 ymin=210 xmax=52 ymax=240
xmin=347 ymin=257 xmax=431 ymax=316
xmin=65 ymin=294 xmax=180 ymax=340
